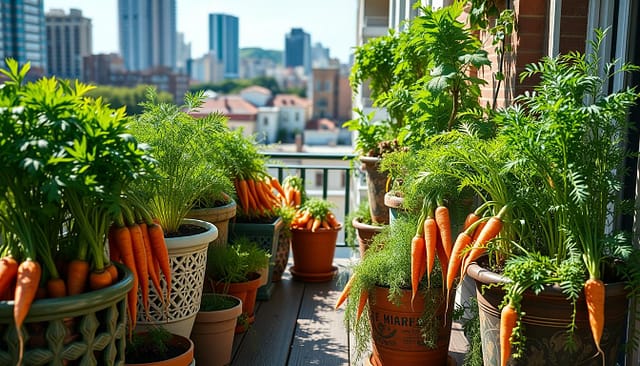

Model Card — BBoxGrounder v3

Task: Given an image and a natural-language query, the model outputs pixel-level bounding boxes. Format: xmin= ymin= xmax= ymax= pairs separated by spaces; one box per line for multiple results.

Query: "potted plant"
xmin=347 ymin=3 xmax=491 ymax=226
xmin=206 ymin=238 xmax=269 ymax=333
xmin=126 ymin=326 xmax=194 ymax=366
xmin=186 ymin=113 xmax=237 ymax=248
xmin=416 ymin=32 xmax=640 ymax=365
xmin=0 ymin=59 xmax=148 ymax=364
xmin=190 ymin=293 xmax=242 ymax=366
xmin=337 ymin=215 xmax=456 ymax=366
xmin=346 ymin=201 xmax=383 ymax=258
xmin=128 ymin=89 xmax=220 ymax=338
xmin=289 ymin=197 xmax=343 ymax=282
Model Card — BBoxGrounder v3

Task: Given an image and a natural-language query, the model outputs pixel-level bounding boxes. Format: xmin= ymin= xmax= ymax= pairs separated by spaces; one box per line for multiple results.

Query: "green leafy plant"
xmin=129 ymin=89 xmax=228 ymax=234
xmin=125 ymin=326 xmax=188 ymax=364
xmin=344 ymin=201 xmax=373 ymax=248
xmin=206 ymin=237 xmax=270 ymax=289
xmin=343 ymin=215 xmax=446 ymax=362
xmin=0 ymin=58 xmax=153 ymax=286
xmin=346 ymin=2 xmax=492 ymax=156
xmin=199 ymin=293 xmax=240 ymax=312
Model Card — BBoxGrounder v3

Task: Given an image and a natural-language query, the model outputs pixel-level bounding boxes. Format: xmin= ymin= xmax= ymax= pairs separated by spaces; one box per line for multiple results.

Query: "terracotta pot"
xmin=191 ymin=294 xmax=242 ymax=366
xmin=137 ymin=218 xmax=218 ymax=338
xmin=384 ymin=191 xmax=405 ymax=224
xmin=272 ymin=231 xmax=291 ymax=282
xmin=187 ymin=200 xmax=237 ymax=247
xmin=467 ymin=262 xmax=629 ymax=366
xmin=351 ymin=217 xmax=383 ymax=258
xmin=125 ymin=333 xmax=194 ymax=366
xmin=290 ymin=225 xmax=341 ymax=282
xmin=360 ymin=156 xmax=389 ymax=225
xmin=213 ymin=273 xmax=262 ymax=333
xmin=369 ymin=286 xmax=455 ymax=366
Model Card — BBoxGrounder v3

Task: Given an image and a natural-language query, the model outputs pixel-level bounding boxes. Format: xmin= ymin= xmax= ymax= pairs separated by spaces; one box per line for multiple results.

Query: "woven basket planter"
xmin=137 ymin=218 xmax=218 ymax=338
xmin=0 ymin=264 xmax=133 ymax=366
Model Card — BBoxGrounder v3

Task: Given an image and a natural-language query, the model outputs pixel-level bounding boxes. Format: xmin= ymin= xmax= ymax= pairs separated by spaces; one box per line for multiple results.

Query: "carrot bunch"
xmin=291 ymin=198 xmax=341 ymax=231
xmin=409 ymin=200 xmax=454 ymax=294
xmin=234 ymin=174 xmax=284 ymax=217
xmin=107 ymin=208 xmax=171 ymax=333
xmin=281 ymin=176 xmax=304 ymax=208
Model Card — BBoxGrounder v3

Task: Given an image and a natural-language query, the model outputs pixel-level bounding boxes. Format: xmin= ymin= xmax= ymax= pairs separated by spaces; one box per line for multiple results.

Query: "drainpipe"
xmin=547 ymin=0 xmax=562 ymax=57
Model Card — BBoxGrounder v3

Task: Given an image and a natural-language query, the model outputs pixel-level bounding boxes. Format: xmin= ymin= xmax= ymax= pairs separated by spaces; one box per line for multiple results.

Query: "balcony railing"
xmin=261 ymin=151 xmax=361 ymax=247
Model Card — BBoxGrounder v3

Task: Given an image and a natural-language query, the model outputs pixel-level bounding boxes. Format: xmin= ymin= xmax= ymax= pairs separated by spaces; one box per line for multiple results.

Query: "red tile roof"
xmin=190 ymin=95 xmax=258 ymax=121
xmin=241 ymin=85 xmax=272 ymax=95
xmin=271 ymin=94 xmax=310 ymax=108
xmin=305 ymin=118 xmax=337 ymax=130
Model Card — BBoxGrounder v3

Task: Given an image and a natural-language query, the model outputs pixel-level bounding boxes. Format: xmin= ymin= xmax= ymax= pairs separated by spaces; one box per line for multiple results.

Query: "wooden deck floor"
xmin=230 ymin=250 xmax=469 ymax=365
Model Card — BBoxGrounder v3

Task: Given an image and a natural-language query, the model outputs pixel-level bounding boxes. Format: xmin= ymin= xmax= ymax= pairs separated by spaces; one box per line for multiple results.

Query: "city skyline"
xmin=43 ymin=0 xmax=357 ymax=64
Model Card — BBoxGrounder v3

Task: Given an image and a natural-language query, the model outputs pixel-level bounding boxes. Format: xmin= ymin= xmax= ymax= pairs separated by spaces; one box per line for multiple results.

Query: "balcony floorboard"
xmin=231 ymin=253 xmax=469 ymax=365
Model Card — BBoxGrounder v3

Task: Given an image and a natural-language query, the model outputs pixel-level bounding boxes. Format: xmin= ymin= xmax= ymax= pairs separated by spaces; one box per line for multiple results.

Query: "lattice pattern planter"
xmin=0 ymin=264 xmax=133 ymax=366
xmin=137 ymin=218 xmax=218 ymax=338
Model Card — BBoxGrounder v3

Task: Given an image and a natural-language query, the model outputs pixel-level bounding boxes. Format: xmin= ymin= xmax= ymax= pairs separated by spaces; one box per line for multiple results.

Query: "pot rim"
xmin=0 ymin=263 xmax=134 ymax=321
xmin=351 ymin=217 xmax=384 ymax=231
xmin=291 ymin=224 xmax=343 ymax=232
xmin=164 ymin=218 xmax=218 ymax=249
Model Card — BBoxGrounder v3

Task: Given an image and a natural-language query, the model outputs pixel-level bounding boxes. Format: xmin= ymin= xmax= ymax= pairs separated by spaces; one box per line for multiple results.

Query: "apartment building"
xmin=45 ymin=8 xmax=91 ymax=80
xmin=118 ymin=0 xmax=176 ymax=71
xmin=0 ymin=0 xmax=47 ymax=74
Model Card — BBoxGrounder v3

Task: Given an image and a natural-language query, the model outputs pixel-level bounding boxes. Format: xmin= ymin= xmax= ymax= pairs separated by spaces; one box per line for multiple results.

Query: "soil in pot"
xmin=125 ymin=328 xmax=194 ymax=366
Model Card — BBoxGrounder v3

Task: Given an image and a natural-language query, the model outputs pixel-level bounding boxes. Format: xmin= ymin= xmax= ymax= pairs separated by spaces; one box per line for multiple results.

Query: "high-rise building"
xmin=0 ymin=0 xmax=47 ymax=73
xmin=285 ymin=28 xmax=311 ymax=75
xmin=118 ymin=0 xmax=176 ymax=71
xmin=175 ymin=32 xmax=191 ymax=73
xmin=46 ymin=8 xmax=92 ymax=79
xmin=208 ymin=13 xmax=239 ymax=79
xmin=311 ymin=42 xmax=330 ymax=68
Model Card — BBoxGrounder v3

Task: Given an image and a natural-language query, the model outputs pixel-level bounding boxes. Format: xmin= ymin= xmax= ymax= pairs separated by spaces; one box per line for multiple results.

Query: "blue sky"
xmin=44 ymin=0 xmax=357 ymax=63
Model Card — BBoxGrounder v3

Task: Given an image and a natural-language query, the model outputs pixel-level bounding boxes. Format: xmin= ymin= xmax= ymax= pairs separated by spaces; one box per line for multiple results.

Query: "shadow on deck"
xmin=231 ymin=250 xmax=469 ymax=365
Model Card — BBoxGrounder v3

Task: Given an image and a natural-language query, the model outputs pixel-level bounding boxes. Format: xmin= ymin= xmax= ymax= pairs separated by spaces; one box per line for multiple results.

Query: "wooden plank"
xmin=287 ymin=267 xmax=350 ymax=366
xmin=231 ymin=274 xmax=305 ymax=366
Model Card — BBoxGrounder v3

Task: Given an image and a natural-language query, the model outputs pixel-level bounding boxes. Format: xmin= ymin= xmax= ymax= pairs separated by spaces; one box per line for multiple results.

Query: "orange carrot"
xmin=105 ymin=262 xmax=119 ymax=283
xmin=14 ymin=259 xmax=41 ymax=364
xmin=141 ymin=222 xmax=163 ymax=305
xmin=67 ymin=259 xmax=90 ymax=296
xmin=113 ymin=224 xmax=139 ymax=331
xmin=311 ymin=217 xmax=322 ymax=232
xmin=148 ymin=223 xmax=171 ymax=304
xmin=326 ymin=212 xmax=340 ymax=228
xmin=424 ymin=216 xmax=438 ymax=287
xmin=234 ymin=179 xmax=248 ymax=213
xmin=46 ymin=277 xmax=67 ymax=298
xmin=356 ymin=290 xmax=368 ymax=321
xmin=446 ymin=222 xmax=481 ymax=302
xmin=0 ymin=256 xmax=18 ymax=296
xmin=298 ymin=210 xmax=312 ymax=225
xmin=435 ymin=205 xmax=453 ymax=258
xmin=435 ymin=230 xmax=448 ymax=289
xmin=335 ymin=275 xmax=355 ymax=310
xmin=89 ymin=270 xmax=114 ymax=291
xmin=463 ymin=212 xmax=480 ymax=230
xmin=294 ymin=190 xmax=302 ymax=207
xmin=271 ymin=176 xmax=286 ymax=198
xmin=321 ymin=220 xmax=331 ymax=230
xmin=584 ymin=277 xmax=605 ymax=357
xmin=246 ymin=179 xmax=261 ymax=209
xmin=411 ymin=232 xmax=426 ymax=306
xmin=129 ymin=223 xmax=150 ymax=318
xmin=500 ymin=302 xmax=518 ymax=366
